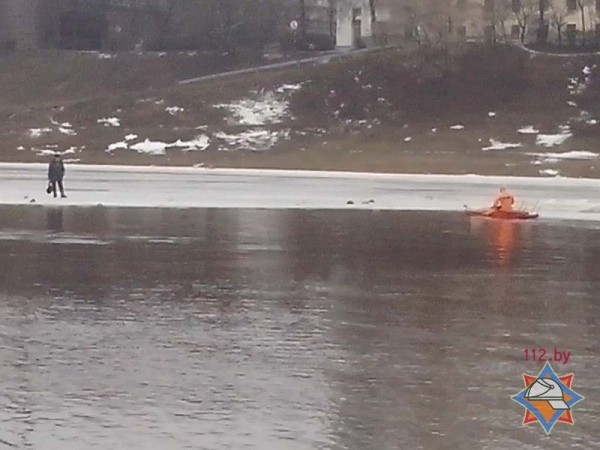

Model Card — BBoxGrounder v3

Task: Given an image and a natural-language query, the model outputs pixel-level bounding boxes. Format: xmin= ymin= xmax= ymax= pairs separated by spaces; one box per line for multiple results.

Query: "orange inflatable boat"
xmin=465 ymin=209 xmax=539 ymax=220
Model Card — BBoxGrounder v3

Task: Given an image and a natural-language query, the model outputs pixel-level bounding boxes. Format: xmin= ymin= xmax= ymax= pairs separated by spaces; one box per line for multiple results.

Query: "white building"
xmin=335 ymin=0 xmax=600 ymax=48
xmin=336 ymin=0 xmax=374 ymax=48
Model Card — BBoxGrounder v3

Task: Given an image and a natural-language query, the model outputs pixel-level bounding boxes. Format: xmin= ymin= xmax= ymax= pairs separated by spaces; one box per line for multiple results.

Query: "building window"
xmin=511 ymin=24 xmax=520 ymax=38
xmin=567 ymin=0 xmax=577 ymax=11
xmin=352 ymin=8 xmax=362 ymax=21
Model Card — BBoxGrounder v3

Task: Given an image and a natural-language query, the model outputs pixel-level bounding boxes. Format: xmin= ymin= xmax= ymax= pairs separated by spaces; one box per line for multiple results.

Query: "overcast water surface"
xmin=0 ymin=206 xmax=598 ymax=449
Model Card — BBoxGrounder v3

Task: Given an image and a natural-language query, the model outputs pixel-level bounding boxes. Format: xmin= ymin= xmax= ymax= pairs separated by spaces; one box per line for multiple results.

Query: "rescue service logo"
xmin=512 ymin=362 xmax=584 ymax=434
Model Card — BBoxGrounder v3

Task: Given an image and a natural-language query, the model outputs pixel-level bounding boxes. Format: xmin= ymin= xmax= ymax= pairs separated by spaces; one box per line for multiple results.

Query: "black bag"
xmin=46 ymin=183 xmax=52 ymax=194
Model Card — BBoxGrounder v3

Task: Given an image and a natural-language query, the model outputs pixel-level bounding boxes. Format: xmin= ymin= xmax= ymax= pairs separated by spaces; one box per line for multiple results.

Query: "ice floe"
xmin=450 ymin=124 xmax=465 ymax=130
xmin=481 ymin=139 xmax=522 ymax=151
xmin=125 ymin=134 xmax=138 ymax=141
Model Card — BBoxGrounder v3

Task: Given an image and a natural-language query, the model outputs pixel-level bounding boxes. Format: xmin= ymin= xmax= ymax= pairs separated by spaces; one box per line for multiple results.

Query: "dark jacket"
xmin=48 ymin=160 xmax=65 ymax=182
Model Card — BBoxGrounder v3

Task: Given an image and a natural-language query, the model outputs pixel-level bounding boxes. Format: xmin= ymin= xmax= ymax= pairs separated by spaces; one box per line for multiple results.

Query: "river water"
xmin=0 ymin=206 xmax=598 ymax=449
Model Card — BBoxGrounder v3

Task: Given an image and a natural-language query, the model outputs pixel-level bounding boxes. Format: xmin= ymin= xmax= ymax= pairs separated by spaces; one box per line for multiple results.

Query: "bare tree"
xmin=577 ymin=0 xmax=594 ymax=45
xmin=512 ymin=0 xmax=537 ymax=43
xmin=549 ymin=0 xmax=569 ymax=44
xmin=484 ymin=0 xmax=512 ymax=43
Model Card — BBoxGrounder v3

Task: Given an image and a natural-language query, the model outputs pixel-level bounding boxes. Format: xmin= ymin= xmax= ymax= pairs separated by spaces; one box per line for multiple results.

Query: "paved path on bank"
xmin=178 ymin=47 xmax=393 ymax=85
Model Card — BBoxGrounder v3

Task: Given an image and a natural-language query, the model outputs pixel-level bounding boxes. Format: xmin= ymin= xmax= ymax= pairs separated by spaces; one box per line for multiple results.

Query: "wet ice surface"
xmin=0 ymin=207 xmax=599 ymax=449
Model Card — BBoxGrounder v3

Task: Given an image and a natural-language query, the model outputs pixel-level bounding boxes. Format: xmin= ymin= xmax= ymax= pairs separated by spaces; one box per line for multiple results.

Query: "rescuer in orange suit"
xmin=491 ymin=187 xmax=515 ymax=212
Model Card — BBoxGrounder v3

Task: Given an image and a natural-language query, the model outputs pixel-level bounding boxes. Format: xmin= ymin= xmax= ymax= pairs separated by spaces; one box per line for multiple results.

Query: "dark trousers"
xmin=50 ymin=180 xmax=65 ymax=197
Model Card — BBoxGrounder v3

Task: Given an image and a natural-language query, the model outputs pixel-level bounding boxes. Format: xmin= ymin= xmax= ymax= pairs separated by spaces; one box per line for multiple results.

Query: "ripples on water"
xmin=0 ymin=207 xmax=598 ymax=449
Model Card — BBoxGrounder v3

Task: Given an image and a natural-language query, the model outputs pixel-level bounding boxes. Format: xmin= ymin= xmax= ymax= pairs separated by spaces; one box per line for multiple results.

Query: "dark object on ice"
xmin=346 ymin=200 xmax=354 ymax=205
xmin=30 ymin=198 xmax=35 ymax=203
xmin=368 ymin=199 xmax=375 ymax=204
xmin=46 ymin=184 xmax=52 ymax=194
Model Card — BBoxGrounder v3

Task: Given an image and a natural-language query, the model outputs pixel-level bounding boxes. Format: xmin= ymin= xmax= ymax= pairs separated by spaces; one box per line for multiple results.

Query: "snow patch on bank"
xmin=481 ymin=139 xmax=522 ymax=151
xmin=28 ymin=128 xmax=53 ymax=138
xmin=536 ymin=132 xmax=572 ymax=147
xmin=528 ymin=150 xmax=599 ymax=162
xmin=97 ymin=117 xmax=121 ymax=127
xmin=540 ymin=169 xmax=559 ymax=176
xmin=215 ymin=91 xmax=289 ymax=126
xmin=120 ymin=135 xmax=211 ymax=155
xmin=165 ymin=106 xmax=184 ymax=115
xmin=215 ymin=129 xmax=287 ymax=151
xmin=518 ymin=125 xmax=540 ymax=135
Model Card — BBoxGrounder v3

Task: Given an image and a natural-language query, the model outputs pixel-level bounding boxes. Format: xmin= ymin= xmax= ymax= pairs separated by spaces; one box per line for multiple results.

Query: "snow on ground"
xmin=214 ymin=129 xmax=287 ymax=151
xmin=540 ymin=169 xmax=559 ymax=176
xmin=97 ymin=117 xmax=121 ymax=127
xmin=130 ymin=140 xmax=168 ymax=155
xmin=170 ymin=135 xmax=210 ymax=152
xmin=214 ymin=83 xmax=299 ymax=127
xmin=535 ymin=132 xmax=572 ymax=147
xmin=518 ymin=125 xmax=540 ymax=135
xmin=3 ymin=164 xmax=600 ymax=222
xmin=59 ymin=127 xmax=77 ymax=136
xmin=527 ymin=150 xmax=599 ymax=162
xmin=450 ymin=124 xmax=465 ymax=130
xmin=275 ymin=83 xmax=303 ymax=94
xmin=34 ymin=147 xmax=77 ymax=157
xmin=107 ymin=141 xmax=128 ymax=151
xmin=124 ymin=135 xmax=211 ymax=155
xmin=165 ymin=106 xmax=184 ymax=115
xmin=481 ymin=139 xmax=522 ymax=151
xmin=215 ymin=91 xmax=289 ymax=126
xmin=28 ymin=128 xmax=53 ymax=138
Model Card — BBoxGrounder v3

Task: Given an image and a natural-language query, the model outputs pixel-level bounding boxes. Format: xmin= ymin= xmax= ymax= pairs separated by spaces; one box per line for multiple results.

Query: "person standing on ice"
xmin=490 ymin=187 xmax=514 ymax=212
xmin=47 ymin=153 xmax=67 ymax=198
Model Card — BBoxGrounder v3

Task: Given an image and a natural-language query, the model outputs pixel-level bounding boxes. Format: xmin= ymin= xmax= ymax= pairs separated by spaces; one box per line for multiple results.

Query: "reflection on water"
xmin=0 ymin=207 xmax=598 ymax=449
